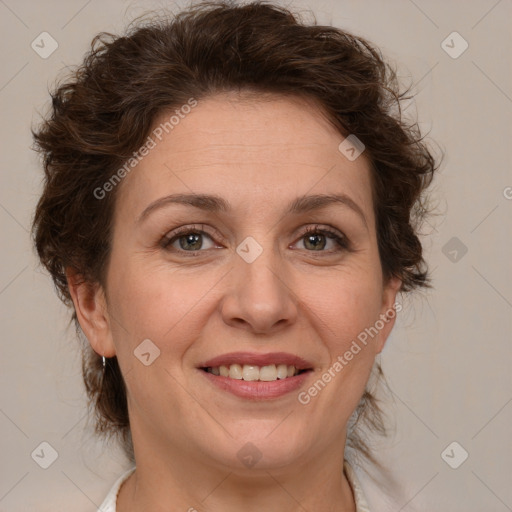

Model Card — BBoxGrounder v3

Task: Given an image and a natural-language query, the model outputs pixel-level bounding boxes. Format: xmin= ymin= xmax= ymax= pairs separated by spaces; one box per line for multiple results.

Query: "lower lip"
xmin=199 ymin=369 xmax=312 ymax=400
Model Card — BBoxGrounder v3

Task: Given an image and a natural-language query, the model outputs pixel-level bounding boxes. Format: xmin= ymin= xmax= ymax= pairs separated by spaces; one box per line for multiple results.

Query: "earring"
xmin=102 ymin=355 xmax=106 ymax=370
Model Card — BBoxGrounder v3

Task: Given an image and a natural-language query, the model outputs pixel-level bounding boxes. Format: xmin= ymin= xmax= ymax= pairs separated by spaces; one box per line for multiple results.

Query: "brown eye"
xmin=295 ymin=226 xmax=350 ymax=253
xmin=161 ymin=226 xmax=217 ymax=254
xmin=303 ymin=232 xmax=328 ymax=251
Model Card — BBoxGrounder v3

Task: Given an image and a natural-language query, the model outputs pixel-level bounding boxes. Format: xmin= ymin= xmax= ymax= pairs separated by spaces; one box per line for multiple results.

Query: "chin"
xmin=200 ymin=423 xmax=313 ymax=471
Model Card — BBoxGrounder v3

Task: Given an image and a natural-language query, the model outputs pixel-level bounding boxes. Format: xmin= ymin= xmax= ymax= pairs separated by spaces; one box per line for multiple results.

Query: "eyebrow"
xmin=137 ymin=192 xmax=368 ymax=228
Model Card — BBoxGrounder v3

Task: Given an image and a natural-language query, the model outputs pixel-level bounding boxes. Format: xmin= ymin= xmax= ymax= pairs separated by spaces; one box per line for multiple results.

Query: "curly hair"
xmin=31 ymin=0 xmax=440 ymax=470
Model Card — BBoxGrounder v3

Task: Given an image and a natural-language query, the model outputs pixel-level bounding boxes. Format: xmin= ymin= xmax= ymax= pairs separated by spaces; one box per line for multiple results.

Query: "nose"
xmin=220 ymin=241 xmax=299 ymax=335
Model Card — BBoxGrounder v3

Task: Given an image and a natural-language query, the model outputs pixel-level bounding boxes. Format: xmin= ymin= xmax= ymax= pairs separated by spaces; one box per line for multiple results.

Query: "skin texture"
xmin=68 ymin=92 xmax=401 ymax=512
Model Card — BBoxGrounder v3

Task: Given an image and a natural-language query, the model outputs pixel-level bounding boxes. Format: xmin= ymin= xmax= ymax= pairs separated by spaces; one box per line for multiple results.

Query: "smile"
xmin=198 ymin=352 xmax=314 ymax=400
xmin=203 ymin=363 xmax=304 ymax=381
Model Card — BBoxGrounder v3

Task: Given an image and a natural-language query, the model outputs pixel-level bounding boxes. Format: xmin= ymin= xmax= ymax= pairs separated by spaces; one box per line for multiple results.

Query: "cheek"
xmin=303 ymin=276 xmax=384 ymax=411
xmin=308 ymin=269 xmax=383 ymax=345
xmin=303 ymin=281 xmax=382 ymax=410
xmin=106 ymin=256 xmax=218 ymax=358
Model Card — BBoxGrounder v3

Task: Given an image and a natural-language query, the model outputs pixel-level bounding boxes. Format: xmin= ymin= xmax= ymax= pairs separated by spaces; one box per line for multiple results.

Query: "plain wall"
xmin=0 ymin=0 xmax=511 ymax=510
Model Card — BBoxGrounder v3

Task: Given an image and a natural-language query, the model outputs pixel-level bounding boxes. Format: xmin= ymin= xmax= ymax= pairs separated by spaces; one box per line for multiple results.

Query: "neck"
xmin=117 ymin=433 xmax=356 ymax=512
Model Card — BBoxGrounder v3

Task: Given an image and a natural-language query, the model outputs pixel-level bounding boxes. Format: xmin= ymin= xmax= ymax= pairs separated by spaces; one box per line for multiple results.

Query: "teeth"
xmin=242 ymin=364 xmax=260 ymax=381
xmin=276 ymin=364 xmax=288 ymax=379
xmin=208 ymin=364 xmax=301 ymax=381
xmin=259 ymin=364 xmax=277 ymax=381
xmin=229 ymin=364 xmax=243 ymax=380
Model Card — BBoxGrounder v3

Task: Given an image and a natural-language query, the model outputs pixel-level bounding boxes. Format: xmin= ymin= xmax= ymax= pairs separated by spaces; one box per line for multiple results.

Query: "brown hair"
xmin=31 ymin=0 xmax=440 ymax=470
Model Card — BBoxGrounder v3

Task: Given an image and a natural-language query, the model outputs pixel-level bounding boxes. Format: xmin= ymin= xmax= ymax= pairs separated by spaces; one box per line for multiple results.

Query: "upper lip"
xmin=199 ymin=352 xmax=313 ymax=370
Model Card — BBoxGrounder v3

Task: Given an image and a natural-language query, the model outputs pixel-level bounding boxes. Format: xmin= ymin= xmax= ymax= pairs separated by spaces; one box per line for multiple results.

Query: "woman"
xmin=31 ymin=1 xmax=439 ymax=510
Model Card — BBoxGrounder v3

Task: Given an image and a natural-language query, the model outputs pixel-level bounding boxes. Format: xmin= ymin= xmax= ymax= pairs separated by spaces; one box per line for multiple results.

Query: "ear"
xmin=66 ymin=268 xmax=116 ymax=358
xmin=375 ymin=275 xmax=402 ymax=354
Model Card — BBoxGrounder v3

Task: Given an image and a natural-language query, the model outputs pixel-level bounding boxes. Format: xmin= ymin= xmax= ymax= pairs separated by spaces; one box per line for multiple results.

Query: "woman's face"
xmin=83 ymin=92 xmax=400 ymax=471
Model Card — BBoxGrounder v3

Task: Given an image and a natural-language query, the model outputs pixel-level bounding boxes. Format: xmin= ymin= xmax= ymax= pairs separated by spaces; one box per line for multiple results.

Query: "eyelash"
xmin=160 ymin=224 xmax=351 ymax=256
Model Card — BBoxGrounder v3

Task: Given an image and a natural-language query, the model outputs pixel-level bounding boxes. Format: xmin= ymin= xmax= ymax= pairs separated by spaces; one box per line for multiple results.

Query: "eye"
xmin=160 ymin=224 xmax=351 ymax=256
xmin=294 ymin=225 xmax=350 ymax=253
xmin=161 ymin=225 xmax=218 ymax=255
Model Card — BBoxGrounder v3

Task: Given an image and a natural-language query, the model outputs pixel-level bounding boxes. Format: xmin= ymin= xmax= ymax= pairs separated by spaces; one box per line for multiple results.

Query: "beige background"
xmin=1 ymin=0 xmax=511 ymax=510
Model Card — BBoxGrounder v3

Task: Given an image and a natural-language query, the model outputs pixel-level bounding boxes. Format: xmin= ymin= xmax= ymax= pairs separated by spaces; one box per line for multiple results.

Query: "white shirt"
xmin=98 ymin=460 xmax=370 ymax=511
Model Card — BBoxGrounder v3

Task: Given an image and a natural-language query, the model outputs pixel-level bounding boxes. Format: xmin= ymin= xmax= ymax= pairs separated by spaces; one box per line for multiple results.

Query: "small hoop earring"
xmin=102 ymin=355 xmax=106 ymax=369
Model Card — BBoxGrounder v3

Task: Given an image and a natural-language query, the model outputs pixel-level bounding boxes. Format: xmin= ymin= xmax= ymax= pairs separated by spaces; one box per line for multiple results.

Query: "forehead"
xmin=114 ymin=92 xmax=375 ymax=226
xmin=155 ymin=92 xmax=348 ymax=162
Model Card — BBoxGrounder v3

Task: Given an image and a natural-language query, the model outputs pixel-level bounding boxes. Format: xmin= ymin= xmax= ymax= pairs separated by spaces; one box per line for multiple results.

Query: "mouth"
xmin=201 ymin=364 xmax=309 ymax=381
xmin=197 ymin=352 xmax=314 ymax=400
